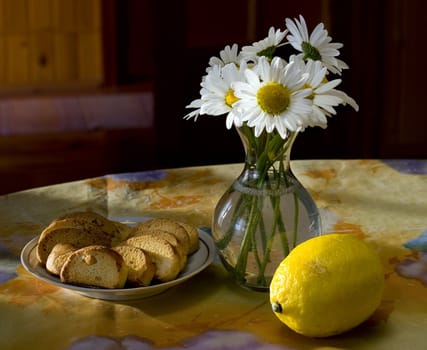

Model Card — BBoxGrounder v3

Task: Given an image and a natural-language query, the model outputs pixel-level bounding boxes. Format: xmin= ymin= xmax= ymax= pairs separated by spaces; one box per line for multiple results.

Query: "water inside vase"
xmin=212 ymin=176 xmax=321 ymax=290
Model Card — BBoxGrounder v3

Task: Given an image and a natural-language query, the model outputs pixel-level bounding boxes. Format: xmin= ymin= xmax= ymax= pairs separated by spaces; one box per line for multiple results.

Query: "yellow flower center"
xmin=257 ymin=82 xmax=290 ymax=114
xmin=225 ymin=89 xmax=239 ymax=107
xmin=302 ymin=83 xmax=314 ymax=100
xmin=301 ymin=76 xmax=329 ymax=100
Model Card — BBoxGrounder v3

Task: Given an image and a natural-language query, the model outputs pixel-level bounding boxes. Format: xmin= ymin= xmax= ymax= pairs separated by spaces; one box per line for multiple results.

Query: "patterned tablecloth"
xmin=1 ymin=159 xmax=427 ymax=350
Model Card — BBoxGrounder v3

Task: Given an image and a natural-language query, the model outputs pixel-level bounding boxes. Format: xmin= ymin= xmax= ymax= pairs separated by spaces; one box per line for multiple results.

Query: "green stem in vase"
xmin=234 ymin=194 xmax=261 ymax=283
xmin=256 ymin=156 xmax=297 ymax=282
xmin=251 ymin=199 xmax=267 ymax=271
xmin=229 ymin=126 xmax=303 ymax=287
xmin=280 ymin=133 xmax=299 ymax=250
xmin=257 ymin=191 xmax=282 ymax=284
xmin=290 ymin=187 xmax=298 ymax=247
xmin=276 ymin=163 xmax=291 ymax=256
xmin=215 ymin=193 xmax=247 ymax=250
xmin=250 ymin=133 xmax=277 ymax=284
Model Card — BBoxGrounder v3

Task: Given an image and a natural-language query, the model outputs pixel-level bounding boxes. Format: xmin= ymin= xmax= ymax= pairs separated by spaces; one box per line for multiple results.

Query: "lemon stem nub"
xmin=272 ymin=301 xmax=283 ymax=313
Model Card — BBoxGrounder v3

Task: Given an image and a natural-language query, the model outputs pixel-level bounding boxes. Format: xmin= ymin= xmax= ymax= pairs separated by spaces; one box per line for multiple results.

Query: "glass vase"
xmin=212 ymin=125 xmax=322 ymax=291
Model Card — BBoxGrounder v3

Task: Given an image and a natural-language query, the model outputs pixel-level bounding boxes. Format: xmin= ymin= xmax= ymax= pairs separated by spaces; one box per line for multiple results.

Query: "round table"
xmin=1 ymin=159 xmax=427 ymax=350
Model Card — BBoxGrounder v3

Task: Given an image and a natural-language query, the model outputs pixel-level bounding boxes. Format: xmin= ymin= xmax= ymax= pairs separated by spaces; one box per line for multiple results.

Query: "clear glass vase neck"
xmin=236 ymin=126 xmax=298 ymax=174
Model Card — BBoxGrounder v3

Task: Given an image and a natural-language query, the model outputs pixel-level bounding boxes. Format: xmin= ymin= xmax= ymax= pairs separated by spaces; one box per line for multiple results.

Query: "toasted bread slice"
xmin=46 ymin=243 xmax=76 ymax=275
xmin=55 ymin=211 xmax=124 ymax=244
xmin=126 ymin=235 xmax=181 ymax=282
xmin=60 ymin=245 xmax=128 ymax=289
xmin=37 ymin=226 xmax=112 ymax=265
xmin=58 ymin=211 xmax=110 ymax=224
xmin=135 ymin=218 xmax=191 ymax=255
xmin=43 ymin=218 xmax=116 ymax=242
xmin=113 ymin=245 xmax=156 ymax=286
xmin=177 ymin=222 xmax=200 ymax=254
xmin=113 ymin=221 xmax=133 ymax=241
xmin=131 ymin=229 xmax=187 ymax=270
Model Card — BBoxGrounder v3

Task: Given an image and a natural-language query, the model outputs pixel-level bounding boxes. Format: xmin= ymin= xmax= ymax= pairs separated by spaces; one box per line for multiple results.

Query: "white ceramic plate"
xmin=20 ymin=222 xmax=215 ymax=301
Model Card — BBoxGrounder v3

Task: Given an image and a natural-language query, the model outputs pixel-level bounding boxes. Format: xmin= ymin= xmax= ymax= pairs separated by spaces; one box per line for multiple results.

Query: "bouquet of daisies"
xmin=184 ymin=15 xmax=359 ymax=288
xmin=184 ymin=15 xmax=358 ymax=137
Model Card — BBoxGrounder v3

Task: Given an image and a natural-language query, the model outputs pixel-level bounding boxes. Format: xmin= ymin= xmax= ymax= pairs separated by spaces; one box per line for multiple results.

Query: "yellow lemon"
xmin=269 ymin=233 xmax=384 ymax=337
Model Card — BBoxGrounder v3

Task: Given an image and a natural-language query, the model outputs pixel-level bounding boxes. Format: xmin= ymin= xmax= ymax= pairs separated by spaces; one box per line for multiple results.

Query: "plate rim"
xmin=20 ymin=223 xmax=215 ymax=300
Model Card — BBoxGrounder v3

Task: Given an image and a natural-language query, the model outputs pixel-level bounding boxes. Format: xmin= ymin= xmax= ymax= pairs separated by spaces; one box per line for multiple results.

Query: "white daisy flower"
xmin=240 ymin=27 xmax=288 ymax=63
xmin=208 ymin=44 xmax=241 ymax=71
xmin=184 ymin=63 xmax=247 ymax=128
xmin=327 ymin=89 xmax=359 ymax=112
xmin=232 ymin=56 xmax=313 ymax=139
xmin=184 ymin=16 xmax=358 ymax=142
xmin=290 ymin=56 xmax=358 ymax=129
xmin=285 ymin=15 xmax=348 ymax=75
xmin=184 ymin=98 xmax=204 ymax=121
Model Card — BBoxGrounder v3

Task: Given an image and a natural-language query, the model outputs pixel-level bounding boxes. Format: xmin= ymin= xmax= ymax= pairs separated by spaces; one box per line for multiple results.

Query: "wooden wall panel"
xmin=28 ymin=0 xmax=52 ymax=31
xmin=52 ymin=0 xmax=77 ymax=31
xmin=0 ymin=38 xmax=5 ymax=83
xmin=257 ymin=0 xmax=326 ymax=32
xmin=29 ymin=33 xmax=54 ymax=82
xmin=327 ymin=0 xmax=427 ymax=159
xmin=185 ymin=0 xmax=250 ymax=48
xmin=53 ymin=33 xmax=78 ymax=81
xmin=78 ymin=32 xmax=103 ymax=82
xmin=0 ymin=0 xmax=103 ymax=89
xmin=3 ymin=0 xmax=28 ymax=35
xmin=114 ymin=0 xmax=155 ymax=84
xmin=380 ymin=0 xmax=427 ymax=157
xmin=77 ymin=0 xmax=101 ymax=30
xmin=5 ymin=36 xmax=30 ymax=84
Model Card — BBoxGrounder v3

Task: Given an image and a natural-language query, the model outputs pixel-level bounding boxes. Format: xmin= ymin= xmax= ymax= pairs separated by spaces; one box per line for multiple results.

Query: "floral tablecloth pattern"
xmin=1 ymin=159 xmax=426 ymax=350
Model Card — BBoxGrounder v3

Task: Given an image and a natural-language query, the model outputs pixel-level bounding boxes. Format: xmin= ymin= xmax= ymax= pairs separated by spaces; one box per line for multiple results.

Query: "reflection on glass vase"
xmin=212 ymin=125 xmax=322 ymax=291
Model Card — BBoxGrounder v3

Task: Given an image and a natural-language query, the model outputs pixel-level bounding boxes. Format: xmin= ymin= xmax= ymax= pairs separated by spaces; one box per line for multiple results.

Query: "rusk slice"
xmin=147 ymin=230 xmax=187 ymax=270
xmin=126 ymin=235 xmax=181 ymax=282
xmin=176 ymin=222 xmax=200 ymax=254
xmin=37 ymin=226 xmax=112 ymax=265
xmin=135 ymin=218 xmax=191 ymax=255
xmin=46 ymin=243 xmax=76 ymax=275
xmin=56 ymin=211 xmax=124 ymax=244
xmin=58 ymin=211 xmax=112 ymax=225
xmin=113 ymin=221 xmax=133 ymax=241
xmin=60 ymin=245 xmax=128 ymax=289
xmin=113 ymin=245 xmax=156 ymax=286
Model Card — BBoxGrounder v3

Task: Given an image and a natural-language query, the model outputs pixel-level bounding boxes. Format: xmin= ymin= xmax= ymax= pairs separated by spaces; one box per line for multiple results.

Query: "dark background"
xmin=1 ymin=0 xmax=426 ymax=194
xmin=144 ymin=0 xmax=427 ymax=166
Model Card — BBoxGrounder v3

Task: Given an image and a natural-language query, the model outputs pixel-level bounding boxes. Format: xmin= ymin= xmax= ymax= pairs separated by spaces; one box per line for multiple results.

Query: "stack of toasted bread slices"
xmin=36 ymin=212 xmax=200 ymax=289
